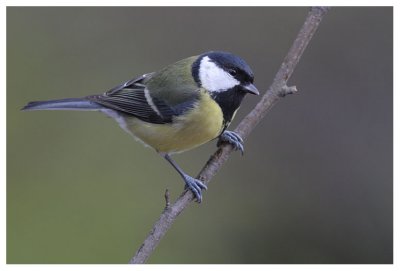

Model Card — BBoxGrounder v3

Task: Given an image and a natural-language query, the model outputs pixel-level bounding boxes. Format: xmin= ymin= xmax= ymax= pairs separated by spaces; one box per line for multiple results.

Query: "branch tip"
xmin=311 ymin=6 xmax=331 ymax=14
xmin=164 ymin=189 xmax=170 ymax=209
xmin=279 ymin=85 xmax=298 ymax=97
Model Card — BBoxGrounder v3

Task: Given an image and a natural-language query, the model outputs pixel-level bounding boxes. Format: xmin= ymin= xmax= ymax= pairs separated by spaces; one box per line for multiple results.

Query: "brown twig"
xmin=129 ymin=6 xmax=330 ymax=264
xmin=164 ymin=189 xmax=170 ymax=210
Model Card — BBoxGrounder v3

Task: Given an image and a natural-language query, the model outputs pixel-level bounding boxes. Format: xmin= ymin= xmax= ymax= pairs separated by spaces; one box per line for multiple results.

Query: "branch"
xmin=129 ymin=6 xmax=330 ymax=264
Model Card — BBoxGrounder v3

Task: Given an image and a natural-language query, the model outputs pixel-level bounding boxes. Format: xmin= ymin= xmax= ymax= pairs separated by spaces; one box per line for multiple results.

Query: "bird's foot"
xmin=217 ymin=130 xmax=244 ymax=155
xmin=183 ymin=174 xmax=207 ymax=203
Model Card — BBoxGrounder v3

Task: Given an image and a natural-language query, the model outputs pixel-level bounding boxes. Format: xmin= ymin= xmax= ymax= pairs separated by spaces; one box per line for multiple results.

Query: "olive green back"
xmin=146 ymin=56 xmax=200 ymax=106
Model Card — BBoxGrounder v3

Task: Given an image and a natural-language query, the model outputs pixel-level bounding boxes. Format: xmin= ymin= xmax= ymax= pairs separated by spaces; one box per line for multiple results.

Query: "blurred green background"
xmin=7 ymin=7 xmax=392 ymax=263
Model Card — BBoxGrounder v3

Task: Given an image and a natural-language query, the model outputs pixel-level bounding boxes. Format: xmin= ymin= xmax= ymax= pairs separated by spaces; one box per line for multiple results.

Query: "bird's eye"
xmin=228 ymin=69 xmax=237 ymax=76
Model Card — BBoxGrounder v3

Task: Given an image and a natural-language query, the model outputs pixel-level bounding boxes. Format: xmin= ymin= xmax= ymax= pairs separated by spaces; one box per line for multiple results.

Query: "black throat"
xmin=210 ymin=86 xmax=246 ymax=129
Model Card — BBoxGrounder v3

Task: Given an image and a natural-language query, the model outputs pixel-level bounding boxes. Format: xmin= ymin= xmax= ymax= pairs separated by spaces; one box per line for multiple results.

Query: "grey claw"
xmin=183 ymin=175 xmax=207 ymax=203
xmin=218 ymin=130 xmax=245 ymax=155
xmin=237 ymin=144 xmax=244 ymax=156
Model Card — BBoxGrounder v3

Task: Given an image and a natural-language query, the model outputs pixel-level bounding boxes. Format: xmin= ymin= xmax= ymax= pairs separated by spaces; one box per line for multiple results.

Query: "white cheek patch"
xmin=199 ymin=56 xmax=240 ymax=92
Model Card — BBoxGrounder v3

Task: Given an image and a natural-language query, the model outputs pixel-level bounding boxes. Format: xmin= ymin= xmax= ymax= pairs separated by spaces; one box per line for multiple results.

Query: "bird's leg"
xmin=217 ymin=130 xmax=244 ymax=155
xmin=162 ymin=153 xmax=207 ymax=203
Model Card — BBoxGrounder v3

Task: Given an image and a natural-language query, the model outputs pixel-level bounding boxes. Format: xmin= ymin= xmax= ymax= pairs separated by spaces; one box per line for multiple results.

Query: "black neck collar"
xmin=210 ymin=87 xmax=246 ymax=127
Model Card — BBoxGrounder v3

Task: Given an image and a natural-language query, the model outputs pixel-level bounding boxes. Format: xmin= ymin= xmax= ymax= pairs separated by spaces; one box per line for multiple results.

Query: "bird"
xmin=22 ymin=51 xmax=259 ymax=202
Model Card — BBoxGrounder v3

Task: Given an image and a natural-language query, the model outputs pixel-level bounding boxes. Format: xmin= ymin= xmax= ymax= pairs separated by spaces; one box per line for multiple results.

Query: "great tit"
xmin=22 ymin=51 xmax=259 ymax=202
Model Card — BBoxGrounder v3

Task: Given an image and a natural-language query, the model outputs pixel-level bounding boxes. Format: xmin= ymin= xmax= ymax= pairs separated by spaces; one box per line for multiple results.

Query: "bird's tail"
xmin=22 ymin=98 xmax=103 ymax=111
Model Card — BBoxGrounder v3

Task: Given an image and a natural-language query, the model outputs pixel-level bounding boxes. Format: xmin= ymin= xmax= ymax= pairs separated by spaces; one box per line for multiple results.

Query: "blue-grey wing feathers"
xmin=87 ymin=88 xmax=175 ymax=124
xmin=105 ymin=72 xmax=154 ymax=95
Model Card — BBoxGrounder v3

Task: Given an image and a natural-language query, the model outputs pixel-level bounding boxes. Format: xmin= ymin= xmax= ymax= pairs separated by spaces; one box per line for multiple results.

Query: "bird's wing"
xmin=86 ymin=73 xmax=196 ymax=124
xmin=105 ymin=73 xmax=154 ymax=95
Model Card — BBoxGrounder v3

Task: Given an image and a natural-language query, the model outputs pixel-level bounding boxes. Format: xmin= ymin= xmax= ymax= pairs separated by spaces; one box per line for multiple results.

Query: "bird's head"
xmin=192 ymin=51 xmax=259 ymax=96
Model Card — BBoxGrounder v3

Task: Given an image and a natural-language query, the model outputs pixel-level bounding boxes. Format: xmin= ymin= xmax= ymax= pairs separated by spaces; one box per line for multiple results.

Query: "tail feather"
xmin=22 ymin=98 xmax=103 ymax=111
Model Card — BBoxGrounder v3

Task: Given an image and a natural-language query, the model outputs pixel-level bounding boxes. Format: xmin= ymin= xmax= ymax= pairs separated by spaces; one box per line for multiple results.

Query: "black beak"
xmin=242 ymin=83 xmax=259 ymax=95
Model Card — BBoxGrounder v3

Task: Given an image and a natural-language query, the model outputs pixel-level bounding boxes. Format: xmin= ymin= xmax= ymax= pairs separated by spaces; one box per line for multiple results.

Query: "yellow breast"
xmin=125 ymin=92 xmax=224 ymax=153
